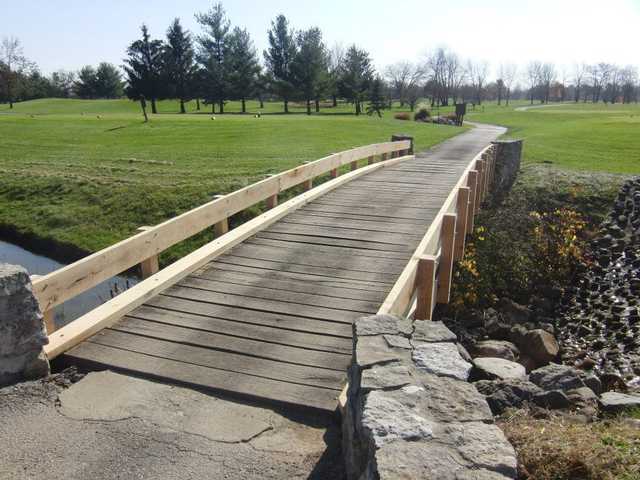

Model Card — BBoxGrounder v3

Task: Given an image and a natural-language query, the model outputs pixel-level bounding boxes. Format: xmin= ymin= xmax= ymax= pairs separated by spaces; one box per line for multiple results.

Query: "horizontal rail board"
xmin=33 ymin=140 xmax=410 ymax=313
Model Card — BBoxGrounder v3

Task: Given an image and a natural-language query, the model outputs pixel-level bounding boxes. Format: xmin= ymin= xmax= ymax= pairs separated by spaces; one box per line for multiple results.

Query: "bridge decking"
xmin=62 ymin=125 xmax=503 ymax=413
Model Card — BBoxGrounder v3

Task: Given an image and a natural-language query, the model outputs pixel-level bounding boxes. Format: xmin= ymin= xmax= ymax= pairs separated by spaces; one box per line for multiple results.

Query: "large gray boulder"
xmin=472 ymin=357 xmax=527 ymax=381
xmin=529 ymin=363 xmax=585 ymax=392
xmin=599 ymin=392 xmax=640 ymax=413
xmin=475 ymin=379 xmax=542 ymax=415
xmin=472 ymin=340 xmax=519 ymax=362
xmin=0 ymin=264 xmax=49 ymax=386
xmin=521 ymin=329 xmax=559 ymax=366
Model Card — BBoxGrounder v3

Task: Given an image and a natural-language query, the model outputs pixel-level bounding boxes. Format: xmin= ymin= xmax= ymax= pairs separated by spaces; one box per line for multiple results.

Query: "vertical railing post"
xmin=30 ymin=274 xmax=56 ymax=334
xmin=381 ymin=152 xmax=388 ymax=162
xmin=475 ymin=160 xmax=485 ymax=211
xmin=137 ymin=226 xmax=160 ymax=279
xmin=264 ymin=174 xmax=278 ymax=209
xmin=212 ymin=195 xmax=229 ymax=238
xmin=350 ymin=160 xmax=358 ymax=171
xmin=467 ymin=170 xmax=478 ymax=232
xmin=367 ymin=155 xmax=374 ymax=165
xmin=415 ymin=255 xmax=436 ymax=321
xmin=436 ymin=214 xmax=457 ymax=304
xmin=302 ymin=161 xmax=313 ymax=190
xmin=454 ymin=187 xmax=470 ymax=261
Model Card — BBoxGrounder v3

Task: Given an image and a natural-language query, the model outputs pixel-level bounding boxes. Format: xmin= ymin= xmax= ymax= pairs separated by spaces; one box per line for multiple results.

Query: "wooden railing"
xmin=39 ymin=139 xmax=413 ymax=359
xmin=377 ymin=143 xmax=497 ymax=320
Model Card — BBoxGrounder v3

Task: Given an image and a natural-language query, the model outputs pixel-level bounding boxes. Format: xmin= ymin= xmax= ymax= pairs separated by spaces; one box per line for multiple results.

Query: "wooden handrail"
xmin=43 ymin=149 xmax=415 ymax=359
xmin=377 ymin=143 xmax=497 ymax=319
xmin=32 ymin=140 xmax=410 ymax=323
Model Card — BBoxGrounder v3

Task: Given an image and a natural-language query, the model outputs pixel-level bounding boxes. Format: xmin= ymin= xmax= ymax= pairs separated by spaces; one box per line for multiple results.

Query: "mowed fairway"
xmin=466 ymin=101 xmax=640 ymax=174
xmin=0 ymin=98 xmax=461 ymax=259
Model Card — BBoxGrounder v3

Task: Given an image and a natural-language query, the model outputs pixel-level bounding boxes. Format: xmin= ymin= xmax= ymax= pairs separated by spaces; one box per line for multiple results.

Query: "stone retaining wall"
xmin=342 ymin=314 xmax=517 ymax=479
xmin=0 ymin=263 xmax=49 ymax=387
xmin=490 ymin=139 xmax=523 ymax=205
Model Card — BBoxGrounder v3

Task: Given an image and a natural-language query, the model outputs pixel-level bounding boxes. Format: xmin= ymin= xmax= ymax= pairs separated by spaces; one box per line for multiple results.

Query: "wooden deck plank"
xmin=62 ymin=126 xmax=503 ymax=413
xmin=65 ymin=342 xmax=342 ymax=412
xmin=163 ymin=284 xmax=365 ymax=323
xmin=127 ymin=305 xmax=352 ymax=353
xmin=146 ymin=295 xmax=353 ymax=337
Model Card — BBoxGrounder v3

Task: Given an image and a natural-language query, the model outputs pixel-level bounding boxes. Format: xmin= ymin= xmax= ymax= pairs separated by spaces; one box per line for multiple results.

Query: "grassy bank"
xmin=0 ymin=98 xmax=461 ymax=262
xmin=465 ymin=101 xmax=640 ymax=174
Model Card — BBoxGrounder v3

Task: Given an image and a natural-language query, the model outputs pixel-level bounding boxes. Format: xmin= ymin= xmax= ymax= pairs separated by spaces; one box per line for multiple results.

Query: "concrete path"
xmin=0 ymin=370 xmax=345 ymax=480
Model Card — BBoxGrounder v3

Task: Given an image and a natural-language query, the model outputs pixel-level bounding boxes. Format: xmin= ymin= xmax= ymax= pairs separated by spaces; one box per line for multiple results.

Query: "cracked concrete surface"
xmin=0 ymin=371 xmax=345 ymax=479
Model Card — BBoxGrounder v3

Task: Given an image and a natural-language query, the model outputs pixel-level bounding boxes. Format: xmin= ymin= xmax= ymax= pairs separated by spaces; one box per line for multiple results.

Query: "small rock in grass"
xmin=530 ymin=363 xmax=586 ymax=392
xmin=533 ymin=389 xmax=571 ymax=409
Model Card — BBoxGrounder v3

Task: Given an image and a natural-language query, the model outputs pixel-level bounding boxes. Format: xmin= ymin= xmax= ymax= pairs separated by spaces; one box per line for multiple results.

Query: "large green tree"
xmin=291 ymin=27 xmax=327 ymax=115
xmin=123 ymin=25 xmax=164 ymax=113
xmin=74 ymin=65 xmax=98 ymax=98
xmin=264 ymin=14 xmax=297 ymax=113
xmin=164 ymin=18 xmax=197 ymax=113
xmin=366 ymin=75 xmax=387 ymax=117
xmin=227 ymin=27 xmax=260 ymax=113
xmin=94 ymin=62 xmax=123 ymax=98
xmin=196 ymin=2 xmax=230 ymax=113
xmin=339 ymin=45 xmax=374 ymax=115
xmin=0 ymin=37 xmax=31 ymax=108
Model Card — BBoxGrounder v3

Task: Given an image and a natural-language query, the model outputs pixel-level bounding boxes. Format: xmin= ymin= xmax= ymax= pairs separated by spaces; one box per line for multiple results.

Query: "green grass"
xmin=0 ymin=98 xmax=461 ymax=261
xmin=464 ymin=101 xmax=640 ymax=174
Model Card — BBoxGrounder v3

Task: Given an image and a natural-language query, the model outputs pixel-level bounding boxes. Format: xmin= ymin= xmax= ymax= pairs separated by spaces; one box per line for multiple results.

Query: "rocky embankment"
xmin=442 ymin=177 xmax=640 ymax=419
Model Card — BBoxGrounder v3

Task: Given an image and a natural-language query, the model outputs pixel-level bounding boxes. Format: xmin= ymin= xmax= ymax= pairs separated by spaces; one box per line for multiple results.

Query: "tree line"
xmin=2 ymin=7 xmax=639 ymax=112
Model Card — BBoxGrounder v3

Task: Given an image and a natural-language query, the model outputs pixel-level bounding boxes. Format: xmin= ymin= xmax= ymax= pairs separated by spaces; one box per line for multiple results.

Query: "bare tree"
xmin=525 ymin=61 xmax=542 ymax=104
xmin=619 ymin=65 xmax=638 ymax=103
xmin=572 ymin=63 xmax=586 ymax=102
xmin=539 ymin=63 xmax=556 ymax=103
xmin=0 ymin=37 xmax=31 ymax=108
xmin=466 ymin=60 xmax=489 ymax=105
xmin=424 ymin=47 xmax=464 ymax=106
xmin=384 ymin=61 xmax=425 ymax=109
xmin=327 ymin=42 xmax=345 ymax=107
xmin=501 ymin=63 xmax=517 ymax=105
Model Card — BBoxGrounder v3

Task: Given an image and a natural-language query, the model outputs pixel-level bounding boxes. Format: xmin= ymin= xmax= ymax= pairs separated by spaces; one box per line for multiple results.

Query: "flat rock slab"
xmin=412 ymin=342 xmax=472 ymax=381
xmin=473 ymin=357 xmax=527 ymax=381
xmin=412 ymin=321 xmax=457 ymax=343
xmin=599 ymin=391 xmax=640 ymax=413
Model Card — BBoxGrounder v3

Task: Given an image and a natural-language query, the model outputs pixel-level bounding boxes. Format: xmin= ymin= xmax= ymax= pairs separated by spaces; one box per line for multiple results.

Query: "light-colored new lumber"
xmin=454 ymin=187 xmax=470 ymax=261
xmin=377 ymin=144 xmax=492 ymax=317
xmin=136 ymin=227 xmax=160 ymax=279
xmin=467 ymin=170 xmax=478 ymax=233
xmin=44 ymin=152 xmax=415 ymax=360
xmin=435 ymin=214 xmax=457 ymax=304
xmin=415 ymin=255 xmax=437 ymax=320
xmin=32 ymin=140 xmax=410 ymax=313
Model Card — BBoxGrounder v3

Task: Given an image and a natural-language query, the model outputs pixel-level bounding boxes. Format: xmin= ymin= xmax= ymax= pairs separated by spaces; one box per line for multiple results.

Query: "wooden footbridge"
xmin=33 ymin=124 xmax=504 ymax=413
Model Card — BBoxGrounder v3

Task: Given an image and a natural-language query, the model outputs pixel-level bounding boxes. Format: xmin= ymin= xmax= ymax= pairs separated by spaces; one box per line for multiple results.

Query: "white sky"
xmin=3 ymin=0 xmax=640 ymax=81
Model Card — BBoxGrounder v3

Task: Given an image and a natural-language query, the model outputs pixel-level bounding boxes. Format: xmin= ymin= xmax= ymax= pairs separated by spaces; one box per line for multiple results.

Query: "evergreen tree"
xmin=227 ymin=27 xmax=260 ymax=113
xmin=291 ymin=27 xmax=327 ymax=115
xmin=94 ymin=62 xmax=123 ymax=98
xmin=123 ymin=25 xmax=164 ymax=113
xmin=196 ymin=2 xmax=230 ymax=113
xmin=338 ymin=45 xmax=374 ymax=115
xmin=164 ymin=18 xmax=197 ymax=113
xmin=74 ymin=65 xmax=97 ymax=98
xmin=366 ymin=76 xmax=387 ymax=117
xmin=264 ymin=15 xmax=297 ymax=113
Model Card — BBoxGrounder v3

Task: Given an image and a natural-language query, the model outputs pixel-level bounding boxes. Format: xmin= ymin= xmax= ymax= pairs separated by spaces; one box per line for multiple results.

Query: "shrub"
xmin=394 ymin=112 xmax=411 ymax=121
xmin=414 ymin=108 xmax=431 ymax=122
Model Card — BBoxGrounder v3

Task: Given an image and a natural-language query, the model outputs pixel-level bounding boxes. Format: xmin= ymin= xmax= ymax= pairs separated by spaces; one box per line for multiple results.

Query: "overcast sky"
xmin=4 ymin=0 xmax=640 ymax=80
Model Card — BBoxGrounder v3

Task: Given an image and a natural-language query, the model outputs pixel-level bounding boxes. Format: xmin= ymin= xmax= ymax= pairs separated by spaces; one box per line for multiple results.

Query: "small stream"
xmin=0 ymin=240 xmax=137 ymax=329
